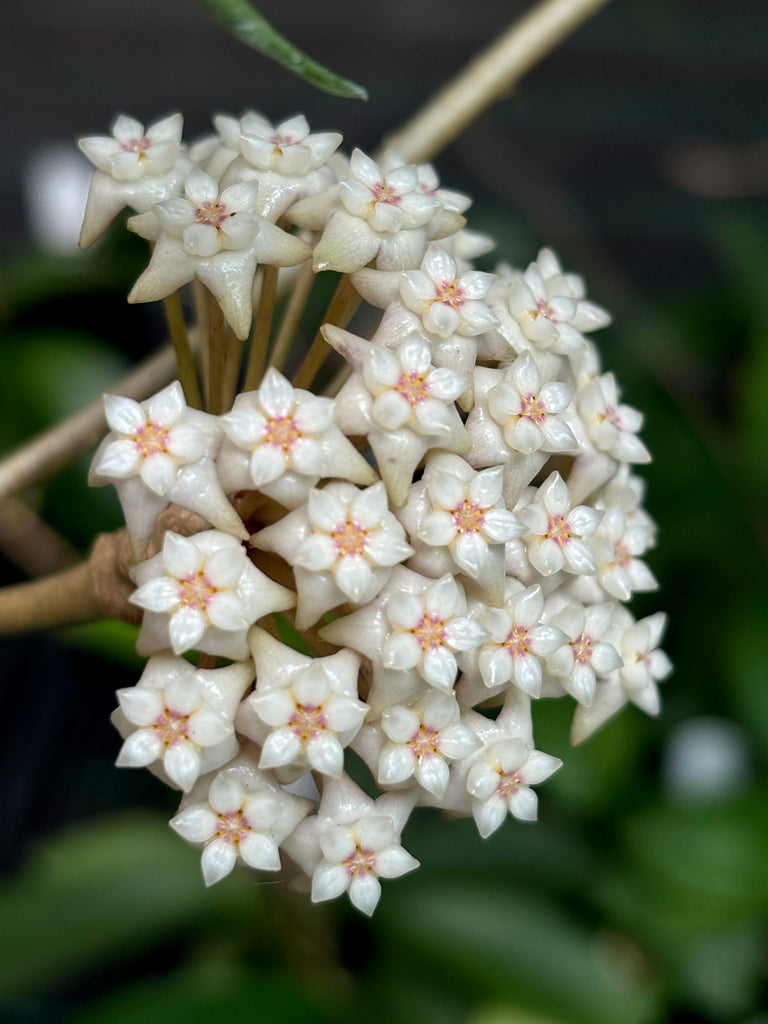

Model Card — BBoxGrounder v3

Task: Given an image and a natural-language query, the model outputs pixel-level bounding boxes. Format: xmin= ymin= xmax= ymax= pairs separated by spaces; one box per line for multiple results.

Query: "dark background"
xmin=1 ymin=2 xmax=768 ymax=1022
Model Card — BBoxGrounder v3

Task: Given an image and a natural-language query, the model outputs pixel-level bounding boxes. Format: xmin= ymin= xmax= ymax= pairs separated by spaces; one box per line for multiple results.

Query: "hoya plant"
xmin=0 ymin=0 xmax=669 ymax=918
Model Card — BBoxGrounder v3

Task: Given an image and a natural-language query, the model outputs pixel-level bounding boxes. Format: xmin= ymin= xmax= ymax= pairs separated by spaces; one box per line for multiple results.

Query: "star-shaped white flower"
xmin=90 ymin=381 xmax=246 ymax=558
xmin=466 ymin=737 xmax=562 ymax=836
xmin=255 ymin=481 xmax=412 ymax=627
xmin=235 ymin=627 xmax=367 ymax=781
xmin=374 ymin=692 xmax=480 ymax=798
xmin=291 ymin=148 xmax=464 ymax=273
xmin=323 ymin=569 xmax=486 ymax=693
xmin=112 ymin=655 xmax=253 ymax=791
xmin=217 ymin=367 xmax=376 ymax=508
xmin=516 ymin=471 xmax=602 ymax=577
xmin=493 ymin=246 xmax=610 ymax=356
xmin=170 ymin=751 xmax=313 ymax=885
xmin=473 ymin=583 xmax=568 ymax=699
xmin=398 ymin=245 xmax=497 ymax=339
xmin=130 ymin=529 xmax=295 ymax=659
xmin=219 ymin=112 xmax=342 ymax=219
xmin=571 ymin=610 xmax=672 ymax=744
xmin=577 ymin=373 xmax=651 ymax=464
xmin=397 ymin=453 xmax=522 ymax=601
xmin=78 ymin=113 xmax=190 ymax=247
xmin=127 ymin=168 xmax=312 ymax=340
xmin=544 ymin=600 xmax=623 ymax=706
xmin=588 ymin=504 xmax=658 ymax=601
xmin=327 ymin=325 xmax=470 ymax=505
xmin=482 ymin=351 xmax=577 ymax=455
xmin=282 ymin=774 xmax=418 ymax=916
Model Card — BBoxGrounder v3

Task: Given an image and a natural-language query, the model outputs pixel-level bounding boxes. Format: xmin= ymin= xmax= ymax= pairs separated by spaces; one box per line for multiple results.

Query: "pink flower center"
xmin=263 ymin=413 xmax=301 ymax=451
xmin=520 ymin=393 xmax=547 ymax=426
xmin=411 ymin=613 xmax=448 ymax=652
xmin=613 ymin=539 xmax=632 ymax=568
xmin=394 ymin=370 xmax=430 ymax=406
xmin=344 ymin=845 xmax=377 ymax=878
xmin=289 ymin=703 xmax=328 ymax=743
xmin=216 ymin=807 xmax=250 ymax=847
xmin=410 ymin=723 xmax=441 ymax=758
xmin=534 ymin=298 xmax=557 ymax=322
xmin=432 ymin=279 xmax=465 ymax=309
xmin=270 ymin=132 xmax=296 ymax=148
xmin=122 ymin=136 xmax=151 ymax=155
xmin=496 ymin=769 xmax=523 ymax=797
xmin=545 ymin=513 xmax=573 ymax=547
xmin=570 ymin=633 xmax=593 ymax=664
xmin=370 ymin=181 xmax=401 ymax=205
xmin=194 ymin=200 xmax=230 ymax=228
xmin=331 ymin=518 xmax=369 ymax=557
xmin=503 ymin=624 xmax=531 ymax=658
xmin=133 ymin=420 xmax=170 ymax=457
xmin=451 ymin=498 xmax=486 ymax=535
xmin=153 ymin=706 xmax=192 ymax=746
xmin=176 ymin=570 xmax=217 ymax=612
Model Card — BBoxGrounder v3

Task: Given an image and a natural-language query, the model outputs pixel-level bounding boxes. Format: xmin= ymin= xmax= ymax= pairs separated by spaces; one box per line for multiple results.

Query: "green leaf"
xmin=66 ymin=967 xmax=331 ymax=1024
xmin=0 ymin=812 xmax=253 ymax=997
xmin=378 ymin=879 xmax=660 ymax=1024
xmin=199 ymin=0 xmax=368 ymax=99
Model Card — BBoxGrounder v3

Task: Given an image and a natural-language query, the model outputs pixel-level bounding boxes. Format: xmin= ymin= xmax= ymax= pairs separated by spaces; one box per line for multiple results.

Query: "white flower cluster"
xmin=84 ymin=111 xmax=671 ymax=916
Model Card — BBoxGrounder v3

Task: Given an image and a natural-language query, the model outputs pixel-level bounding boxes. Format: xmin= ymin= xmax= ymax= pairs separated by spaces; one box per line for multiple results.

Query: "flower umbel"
xmin=81 ymin=107 xmax=668 ymax=911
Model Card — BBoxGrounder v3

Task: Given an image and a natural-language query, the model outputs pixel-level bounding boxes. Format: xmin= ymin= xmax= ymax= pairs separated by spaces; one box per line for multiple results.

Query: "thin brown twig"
xmin=291 ymin=275 xmax=360 ymax=391
xmin=245 ymin=264 xmax=279 ymax=391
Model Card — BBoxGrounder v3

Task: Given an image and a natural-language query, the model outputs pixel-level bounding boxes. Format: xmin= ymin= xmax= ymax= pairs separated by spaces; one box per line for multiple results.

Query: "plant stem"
xmin=291 ymin=275 xmax=360 ymax=391
xmin=244 ymin=264 xmax=279 ymax=391
xmin=383 ymin=0 xmax=612 ymax=164
xmin=270 ymin=259 xmax=317 ymax=374
xmin=0 ymin=345 xmax=179 ymax=504
xmin=0 ymin=561 xmax=107 ymax=634
xmin=162 ymin=292 xmax=203 ymax=409
xmin=206 ymin=290 xmax=226 ymax=414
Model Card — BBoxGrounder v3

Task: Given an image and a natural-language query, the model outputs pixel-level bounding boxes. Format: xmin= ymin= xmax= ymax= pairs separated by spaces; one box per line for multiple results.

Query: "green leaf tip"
xmin=200 ymin=0 xmax=368 ymax=100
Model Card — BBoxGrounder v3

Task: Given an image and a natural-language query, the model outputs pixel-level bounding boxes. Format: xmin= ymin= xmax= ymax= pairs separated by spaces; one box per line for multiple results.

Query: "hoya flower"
xmin=219 ymin=112 xmax=341 ymax=219
xmin=217 ymin=367 xmax=375 ymax=508
xmin=90 ymin=380 xmax=246 ymax=558
xmin=80 ymin=113 xmax=183 ymax=182
xmin=235 ymin=628 xmax=367 ymax=781
xmin=113 ymin=656 xmax=253 ymax=791
xmin=571 ymin=610 xmax=672 ymax=743
xmin=253 ymin=481 xmax=413 ymax=628
xmin=516 ymin=471 xmax=602 ymax=577
xmin=482 ymin=352 xmax=577 ymax=456
xmin=171 ymin=753 xmax=313 ymax=885
xmin=398 ymin=453 xmax=522 ymax=600
xmin=493 ymin=247 xmax=611 ymax=356
xmin=295 ymin=149 xmax=463 ymax=273
xmin=398 ymin=245 xmax=497 ymax=338
xmin=473 ymin=583 xmax=568 ymax=699
xmin=587 ymin=504 xmax=658 ymax=602
xmin=130 ymin=529 xmax=295 ymax=659
xmin=283 ymin=775 xmax=418 ymax=916
xmin=466 ymin=738 xmax=562 ymax=835
xmin=78 ymin=113 xmax=190 ymax=248
xmin=577 ymin=372 xmax=651 ymax=464
xmin=544 ymin=601 xmax=623 ymax=706
xmin=373 ymin=692 xmax=480 ymax=798
xmin=127 ymin=168 xmax=312 ymax=339
xmin=381 ymin=574 xmax=486 ymax=691
xmin=436 ymin=689 xmax=561 ymax=834
xmin=328 ymin=326 xmax=470 ymax=505
xmin=320 ymin=567 xmax=484 ymax=693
